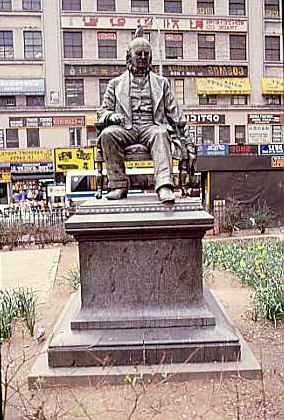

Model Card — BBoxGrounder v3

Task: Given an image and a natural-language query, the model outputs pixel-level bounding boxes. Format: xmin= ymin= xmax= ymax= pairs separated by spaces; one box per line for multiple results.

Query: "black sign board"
xmin=186 ymin=114 xmax=225 ymax=124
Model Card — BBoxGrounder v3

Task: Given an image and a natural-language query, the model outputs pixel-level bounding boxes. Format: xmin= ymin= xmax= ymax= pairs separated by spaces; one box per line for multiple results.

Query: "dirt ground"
xmin=2 ymin=242 xmax=284 ymax=420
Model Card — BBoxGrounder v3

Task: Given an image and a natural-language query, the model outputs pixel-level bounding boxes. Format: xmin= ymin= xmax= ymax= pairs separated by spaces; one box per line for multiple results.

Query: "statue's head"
xmin=126 ymin=37 xmax=152 ymax=74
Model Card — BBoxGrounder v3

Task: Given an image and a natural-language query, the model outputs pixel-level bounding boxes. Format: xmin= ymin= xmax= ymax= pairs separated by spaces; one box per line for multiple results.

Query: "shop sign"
xmin=271 ymin=156 xmax=284 ymax=168
xmin=272 ymin=126 xmax=283 ymax=143
xmin=9 ymin=117 xmax=25 ymax=128
xmin=262 ymin=78 xmax=284 ymax=94
xmin=65 ymin=64 xmax=248 ymax=78
xmin=0 ymin=149 xmax=53 ymax=163
xmin=229 ymin=144 xmax=258 ymax=155
xmin=197 ymin=144 xmax=229 ymax=156
xmin=0 ymin=130 xmax=4 ymax=148
xmin=164 ymin=65 xmax=248 ymax=77
xmin=0 ymin=79 xmax=45 ymax=96
xmin=186 ymin=114 xmax=225 ymax=124
xmin=259 ymin=144 xmax=284 ymax=155
xmin=53 ymin=116 xmax=85 ymax=126
xmin=75 ymin=15 xmax=247 ymax=32
xmin=55 ymin=148 xmax=94 ymax=172
xmin=10 ymin=162 xmax=54 ymax=173
xmin=196 ymin=78 xmax=250 ymax=94
xmin=248 ymin=114 xmax=281 ymax=124
xmin=248 ymin=125 xmax=270 ymax=144
xmin=0 ymin=169 xmax=11 ymax=182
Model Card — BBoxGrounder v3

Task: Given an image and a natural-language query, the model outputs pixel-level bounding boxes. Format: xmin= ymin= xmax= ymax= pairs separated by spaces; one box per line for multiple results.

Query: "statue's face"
xmin=129 ymin=41 xmax=151 ymax=72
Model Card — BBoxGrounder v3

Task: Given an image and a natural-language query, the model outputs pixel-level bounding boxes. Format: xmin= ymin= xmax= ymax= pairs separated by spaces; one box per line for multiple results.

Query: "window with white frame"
xmin=26 ymin=96 xmax=45 ymax=107
xmin=229 ymin=0 xmax=246 ymax=15
xmin=63 ymin=32 xmax=83 ymax=58
xmin=165 ymin=33 xmax=183 ymax=59
xmin=199 ymin=126 xmax=215 ymax=144
xmin=69 ymin=127 xmax=82 ymax=146
xmin=230 ymin=35 xmax=246 ymax=60
xmin=199 ymin=95 xmax=217 ymax=105
xmin=22 ymin=0 xmax=41 ymax=10
xmin=65 ymin=79 xmax=84 ymax=106
xmin=164 ymin=0 xmax=182 ymax=13
xmin=0 ymin=0 xmax=12 ymax=10
xmin=99 ymin=79 xmax=109 ymax=105
xmin=62 ymin=0 xmax=81 ymax=10
xmin=0 ymin=31 xmax=13 ymax=59
xmin=98 ymin=32 xmax=117 ymax=59
xmin=265 ymin=36 xmax=280 ymax=61
xmin=230 ymin=95 xmax=247 ymax=105
xmin=97 ymin=0 xmax=115 ymax=11
xmin=24 ymin=31 xmax=42 ymax=59
xmin=197 ymin=0 xmax=214 ymax=15
xmin=264 ymin=0 xmax=279 ymax=17
xmin=131 ymin=0 xmax=149 ymax=12
xmin=198 ymin=34 xmax=215 ymax=59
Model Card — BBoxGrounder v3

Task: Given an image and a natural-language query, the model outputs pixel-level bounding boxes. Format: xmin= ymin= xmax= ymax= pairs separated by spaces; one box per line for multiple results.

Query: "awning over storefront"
xmin=196 ymin=77 xmax=251 ymax=95
xmin=0 ymin=79 xmax=45 ymax=96
xmin=261 ymin=78 xmax=284 ymax=94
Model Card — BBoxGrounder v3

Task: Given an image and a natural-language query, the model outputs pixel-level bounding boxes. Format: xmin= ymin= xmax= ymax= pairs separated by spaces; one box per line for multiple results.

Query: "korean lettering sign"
xmin=259 ymin=144 xmax=284 ymax=155
xmin=198 ymin=144 xmax=229 ymax=156
xmin=55 ymin=148 xmax=94 ymax=172
xmin=271 ymin=157 xmax=284 ymax=168
xmin=0 ymin=149 xmax=53 ymax=163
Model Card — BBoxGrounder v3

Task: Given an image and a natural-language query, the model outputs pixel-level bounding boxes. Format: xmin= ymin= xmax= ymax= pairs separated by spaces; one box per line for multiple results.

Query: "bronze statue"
xmin=98 ymin=35 xmax=194 ymax=204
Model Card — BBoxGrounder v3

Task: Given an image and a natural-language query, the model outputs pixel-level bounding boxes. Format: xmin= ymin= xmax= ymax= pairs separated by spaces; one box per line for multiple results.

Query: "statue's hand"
xmin=108 ymin=113 xmax=125 ymax=126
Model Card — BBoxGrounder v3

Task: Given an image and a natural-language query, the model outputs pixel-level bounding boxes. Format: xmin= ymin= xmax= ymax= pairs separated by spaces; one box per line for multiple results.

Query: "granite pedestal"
xmin=48 ymin=196 xmax=242 ymax=368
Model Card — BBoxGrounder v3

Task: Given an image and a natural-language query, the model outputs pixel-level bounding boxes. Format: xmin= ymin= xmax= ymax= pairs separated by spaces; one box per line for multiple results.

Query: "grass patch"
xmin=203 ymin=238 xmax=284 ymax=322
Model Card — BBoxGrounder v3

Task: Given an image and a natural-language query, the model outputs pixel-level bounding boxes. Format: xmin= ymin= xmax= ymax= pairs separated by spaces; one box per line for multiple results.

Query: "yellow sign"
xmin=85 ymin=114 xmax=98 ymax=126
xmin=196 ymin=77 xmax=251 ymax=94
xmin=55 ymin=147 xmax=94 ymax=172
xmin=262 ymin=78 xmax=284 ymax=94
xmin=0 ymin=169 xmax=11 ymax=182
xmin=0 ymin=149 xmax=52 ymax=163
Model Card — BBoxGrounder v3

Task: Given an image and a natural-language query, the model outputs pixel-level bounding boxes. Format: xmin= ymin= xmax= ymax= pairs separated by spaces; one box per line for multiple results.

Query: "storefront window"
xmin=219 ymin=126 xmax=231 ymax=144
xmin=6 ymin=129 xmax=19 ymax=148
xmin=27 ymin=128 xmax=40 ymax=147
xmin=26 ymin=96 xmax=44 ymax=107
xmin=197 ymin=126 xmax=214 ymax=144
xmin=235 ymin=125 xmax=246 ymax=144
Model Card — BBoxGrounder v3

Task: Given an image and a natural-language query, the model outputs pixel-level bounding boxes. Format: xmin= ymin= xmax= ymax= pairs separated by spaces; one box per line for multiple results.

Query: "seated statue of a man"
xmin=98 ymin=36 xmax=185 ymax=204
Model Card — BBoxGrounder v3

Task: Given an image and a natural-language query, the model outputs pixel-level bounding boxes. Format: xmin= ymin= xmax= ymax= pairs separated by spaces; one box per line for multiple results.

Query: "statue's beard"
xmin=128 ymin=63 xmax=151 ymax=75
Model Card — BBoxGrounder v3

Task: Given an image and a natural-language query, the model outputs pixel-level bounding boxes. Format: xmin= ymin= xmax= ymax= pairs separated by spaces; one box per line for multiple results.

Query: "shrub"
xmin=223 ymin=196 xmax=245 ymax=235
xmin=0 ymin=288 xmax=37 ymax=340
xmin=250 ymin=201 xmax=271 ymax=234
xmin=65 ymin=265 xmax=80 ymax=291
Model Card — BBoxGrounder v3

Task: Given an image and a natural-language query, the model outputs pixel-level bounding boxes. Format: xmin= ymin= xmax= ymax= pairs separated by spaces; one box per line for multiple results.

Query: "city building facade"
xmin=0 ymin=0 xmax=283 ymax=205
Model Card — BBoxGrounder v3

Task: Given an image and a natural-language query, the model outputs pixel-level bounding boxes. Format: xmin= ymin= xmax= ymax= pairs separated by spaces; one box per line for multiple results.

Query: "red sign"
xmin=53 ymin=116 xmax=85 ymax=126
xmin=97 ymin=32 xmax=116 ymax=40
xmin=271 ymin=156 xmax=284 ymax=168
xmin=229 ymin=144 xmax=258 ymax=155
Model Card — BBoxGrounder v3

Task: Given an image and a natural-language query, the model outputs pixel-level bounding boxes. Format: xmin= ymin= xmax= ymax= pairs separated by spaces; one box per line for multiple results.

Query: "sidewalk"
xmin=0 ymin=248 xmax=61 ymax=304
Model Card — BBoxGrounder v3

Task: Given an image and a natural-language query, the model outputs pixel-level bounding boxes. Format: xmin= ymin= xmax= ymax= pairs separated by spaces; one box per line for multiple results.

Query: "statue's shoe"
xmin=105 ymin=188 xmax=128 ymax=200
xmin=158 ymin=187 xmax=175 ymax=204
